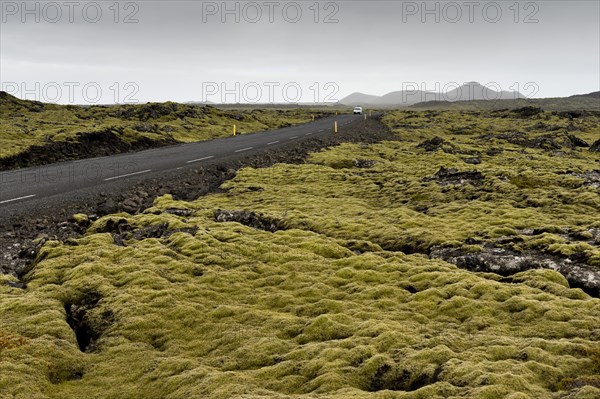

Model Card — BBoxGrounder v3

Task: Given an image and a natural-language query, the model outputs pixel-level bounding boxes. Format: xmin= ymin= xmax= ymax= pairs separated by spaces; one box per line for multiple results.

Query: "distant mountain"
xmin=337 ymin=92 xmax=382 ymax=105
xmin=570 ymin=91 xmax=600 ymax=99
xmin=444 ymin=82 xmax=525 ymax=101
xmin=339 ymin=90 xmax=432 ymax=106
xmin=378 ymin=90 xmax=437 ymax=105
xmin=339 ymin=82 xmax=525 ymax=106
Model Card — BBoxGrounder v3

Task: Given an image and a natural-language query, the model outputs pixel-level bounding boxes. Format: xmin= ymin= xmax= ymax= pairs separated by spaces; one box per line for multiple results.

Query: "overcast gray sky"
xmin=1 ymin=0 xmax=598 ymax=104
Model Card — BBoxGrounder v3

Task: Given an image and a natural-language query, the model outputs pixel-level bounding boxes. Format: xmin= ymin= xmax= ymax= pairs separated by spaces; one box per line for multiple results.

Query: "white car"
xmin=353 ymin=106 xmax=363 ymax=115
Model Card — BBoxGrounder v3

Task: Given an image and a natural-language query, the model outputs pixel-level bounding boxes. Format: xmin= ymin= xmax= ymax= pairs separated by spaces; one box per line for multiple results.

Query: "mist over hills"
xmin=340 ymin=82 xmax=526 ymax=106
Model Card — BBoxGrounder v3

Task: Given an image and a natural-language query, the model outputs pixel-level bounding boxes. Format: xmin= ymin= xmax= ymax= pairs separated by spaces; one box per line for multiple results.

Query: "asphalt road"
xmin=0 ymin=114 xmax=363 ymax=208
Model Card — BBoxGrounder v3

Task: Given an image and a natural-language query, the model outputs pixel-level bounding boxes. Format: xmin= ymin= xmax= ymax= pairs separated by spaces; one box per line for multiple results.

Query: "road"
xmin=0 ymin=114 xmax=363 ymax=208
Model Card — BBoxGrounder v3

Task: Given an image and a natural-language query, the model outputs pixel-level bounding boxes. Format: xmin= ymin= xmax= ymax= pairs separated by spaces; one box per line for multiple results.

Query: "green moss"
xmin=69 ymin=213 xmax=89 ymax=225
xmin=548 ymin=242 xmax=596 ymax=257
xmin=1 ymin=109 xmax=599 ymax=398
xmin=461 ymin=245 xmax=484 ymax=253
xmin=512 ymin=269 xmax=570 ymax=288
xmin=298 ymin=315 xmax=354 ymax=343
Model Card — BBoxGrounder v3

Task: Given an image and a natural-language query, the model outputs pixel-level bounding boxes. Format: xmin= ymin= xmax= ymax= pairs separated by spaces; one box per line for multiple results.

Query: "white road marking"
xmin=267 ymin=141 xmax=280 ymax=145
xmin=235 ymin=147 xmax=253 ymax=153
xmin=290 ymin=136 xmax=299 ymax=140
xmin=306 ymin=132 xmax=313 ymax=136
xmin=0 ymin=194 xmax=36 ymax=205
xmin=104 ymin=169 xmax=152 ymax=181
xmin=186 ymin=156 xmax=214 ymax=164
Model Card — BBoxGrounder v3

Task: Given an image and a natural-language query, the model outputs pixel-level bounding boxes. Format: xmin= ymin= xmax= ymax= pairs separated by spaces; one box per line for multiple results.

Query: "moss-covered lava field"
xmin=1 ymin=107 xmax=599 ymax=398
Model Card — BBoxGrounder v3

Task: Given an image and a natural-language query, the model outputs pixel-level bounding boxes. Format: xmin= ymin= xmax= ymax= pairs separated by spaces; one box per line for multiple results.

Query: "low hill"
xmin=0 ymin=92 xmax=337 ymax=168
xmin=337 ymin=92 xmax=382 ymax=105
xmin=410 ymin=96 xmax=600 ymax=112
xmin=570 ymin=91 xmax=600 ymax=99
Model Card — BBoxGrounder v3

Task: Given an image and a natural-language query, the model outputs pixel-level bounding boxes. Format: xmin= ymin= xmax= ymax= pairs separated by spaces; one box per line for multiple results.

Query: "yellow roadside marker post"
xmin=364 ymin=113 xmax=367 ymax=121
xmin=312 ymin=115 xmax=315 ymax=121
xmin=334 ymin=121 xmax=338 ymax=133
xmin=233 ymin=124 xmax=237 ymax=136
